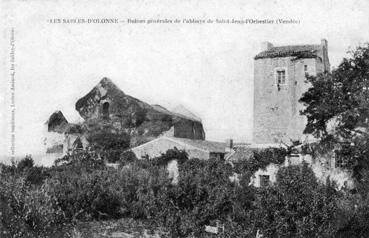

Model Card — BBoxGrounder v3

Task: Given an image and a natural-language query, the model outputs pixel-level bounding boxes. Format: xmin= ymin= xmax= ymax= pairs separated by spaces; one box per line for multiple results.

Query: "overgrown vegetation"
xmin=87 ymin=130 xmax=130 ymax=163
xmin=1 ymin=148 xmax=369 ymax=237
xmin=300 ymin=43 xmax=369 ymax=181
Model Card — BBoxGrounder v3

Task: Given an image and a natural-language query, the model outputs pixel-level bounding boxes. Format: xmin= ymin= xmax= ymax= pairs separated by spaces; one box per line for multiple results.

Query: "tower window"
xmin=102 ymin=102 xmax=110 ymax=119
xmin=276 ymin=70 xmax=286 ymax=84
xmin=304 ymin=65 xmax=308 ymax=71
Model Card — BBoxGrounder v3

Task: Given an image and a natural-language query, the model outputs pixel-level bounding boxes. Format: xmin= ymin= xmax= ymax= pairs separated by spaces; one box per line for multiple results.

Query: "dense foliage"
xmin=1 ymin=149 xmax=369 ymax=237
xmin=300 ymin=43 xmax=369 ymax=179
xmin=233 ymin=148 xmax=288 ymax=175
xmin=87 ymin=129 xmax=131 ymax=163
xmin=255 ymin=163 xmax=338 ymax=237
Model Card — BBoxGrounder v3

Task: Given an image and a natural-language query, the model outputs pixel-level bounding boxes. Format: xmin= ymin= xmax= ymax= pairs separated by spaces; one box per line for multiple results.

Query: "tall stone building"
xmin=253 ymin=40 xmax=330 ymax=144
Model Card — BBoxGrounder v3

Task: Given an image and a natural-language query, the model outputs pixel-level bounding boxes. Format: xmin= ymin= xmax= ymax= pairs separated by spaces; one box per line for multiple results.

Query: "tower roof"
xmin=255 ymin=44 xmax=321 ymax=60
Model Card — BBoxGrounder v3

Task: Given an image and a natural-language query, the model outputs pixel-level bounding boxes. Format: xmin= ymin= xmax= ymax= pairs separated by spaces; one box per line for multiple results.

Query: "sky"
xmin=1 ymin=0 xmax=369 ymax=160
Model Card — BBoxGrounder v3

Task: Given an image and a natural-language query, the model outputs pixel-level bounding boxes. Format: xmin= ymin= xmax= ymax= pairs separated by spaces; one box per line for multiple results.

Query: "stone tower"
xmin=253 ymin=40 xmax=330 ymax=144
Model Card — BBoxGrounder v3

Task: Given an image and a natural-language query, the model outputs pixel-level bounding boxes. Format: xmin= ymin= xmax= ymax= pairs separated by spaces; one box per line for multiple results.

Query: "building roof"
xmin=225 ymin=143 xmax=287 ymax=161
xmin=167 ymin=137 xmax=226 ymax=153
xmin=225 ymin=146 xmax=255 ymax=161
xmin=255 ymin=44 xmax=321 ymax=60
xmin=130 ymin=136 xmax=227 ymax=155
xmin=171 ymin=105 xmax=202 ymax=122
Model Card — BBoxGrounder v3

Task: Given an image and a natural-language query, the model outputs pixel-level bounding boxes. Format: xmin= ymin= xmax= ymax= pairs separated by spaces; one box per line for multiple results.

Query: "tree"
xmin=87 ymin=130 xmax=130 ymax=163
xmin=299 ymin=43 xmax=369 ymax=179
xmin=17 ymin=155 xmax=34 ymax=172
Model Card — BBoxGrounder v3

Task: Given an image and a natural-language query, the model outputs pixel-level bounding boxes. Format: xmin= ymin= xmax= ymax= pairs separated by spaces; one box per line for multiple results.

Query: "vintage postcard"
xmin=1 ymin=0 xmax=369 ymax=237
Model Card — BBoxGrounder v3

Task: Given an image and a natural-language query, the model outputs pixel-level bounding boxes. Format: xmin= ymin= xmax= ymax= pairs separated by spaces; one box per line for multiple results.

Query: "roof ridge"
xmin=255 ymin=44 xmax=322 ymax=60
xmin=270 ymin=43 xmax=320 ymax=48
xmin=172 ymin=136 xmax=225 ymax=144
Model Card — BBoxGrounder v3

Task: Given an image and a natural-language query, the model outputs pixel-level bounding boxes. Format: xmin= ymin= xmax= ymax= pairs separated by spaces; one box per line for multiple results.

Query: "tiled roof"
xmin=226 ymin=146 xmax=258 ymax=161
xmin=151 ymin=104 xmax=202 ymax=122
xmin=168 ymin=137 xmax=226 ymax=153
xmin=255 ymin=44 xmax=321 ymax=60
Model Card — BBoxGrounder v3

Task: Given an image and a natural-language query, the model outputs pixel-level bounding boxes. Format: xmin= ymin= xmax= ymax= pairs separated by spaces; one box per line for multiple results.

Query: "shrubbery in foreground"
xmin=1 ymin=149 xmax=369 ymax=237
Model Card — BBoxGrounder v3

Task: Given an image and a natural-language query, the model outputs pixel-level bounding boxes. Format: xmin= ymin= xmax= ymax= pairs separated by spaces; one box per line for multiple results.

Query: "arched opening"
xmin=102 ymin=102 xmax=110 ymax=119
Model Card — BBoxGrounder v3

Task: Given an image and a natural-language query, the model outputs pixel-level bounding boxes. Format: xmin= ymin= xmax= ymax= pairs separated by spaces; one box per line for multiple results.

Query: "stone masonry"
xmin=253 ymin=40 xmax=330 ymax=144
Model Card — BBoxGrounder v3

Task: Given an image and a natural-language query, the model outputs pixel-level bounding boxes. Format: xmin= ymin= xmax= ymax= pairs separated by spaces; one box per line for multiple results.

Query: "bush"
xmin=254 ymin=163 xmax=339 ymax=238
xmin=0 ymin=177 xmax=66 ymax=237
xmin=87 ymin=130 xmax=130 ymax=163
xmin=118 ymin=163 xmax=171 ymax=220
xmin=233 ymin=148 xmax=288 ymax=175
xmin=5 ymin=148 xmax=369 ymax=237
xmin=24 ymin=166 xmax=50 ymax=186
xmin=1 ymin=156 xmax=50 ymax=186
xmin=17 ymin=155 xmax=34 ymax=172
xmin=154 ymin=158 xmax=243 ymax=236
xmin=119 ymin=150 xmax=138 ymax=167
xmin=53 ymin=151 xmax=105 ymax=171
xmin=47 ymin=154 xmax=122 ymax=220
xmin=335 ymin=170 xmax=369 ymax=237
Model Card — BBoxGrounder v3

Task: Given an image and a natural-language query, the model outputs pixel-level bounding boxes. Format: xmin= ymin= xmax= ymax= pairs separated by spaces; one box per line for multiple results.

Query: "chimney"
xmin=320 ymin=39 xmax=330 ymax=72
xmin=261 ymin=41 xmax=273 ymax=52
xmin=225 ymin=139 xmax=233 ymax=153
xmin=321 ymin=39 xmax=328 ymax=49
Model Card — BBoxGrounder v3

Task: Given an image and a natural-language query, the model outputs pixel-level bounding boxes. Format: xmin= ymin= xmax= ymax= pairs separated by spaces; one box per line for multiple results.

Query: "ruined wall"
xmin=253 ymin=57 xmax=319 ymax=144
xmin=63 ymin=134 xmax=88 ymax=154
xmin=173 ymin=119 xmax=205 ymax=140
xmin=167 ymin=159 xmax=179 ymax=184
xmin=249 ymin=163 xmax=280 ymax=187
xmin=249 ymin=155 xmax=354 ymax=189
xmin=75 ymin=78 xmax=205 ymax=146
xmin=43 ymin=113 xmax=66 ymax=155
xmin=44 ymin=130 xmax=65 ymax=153
xmin=44 ymin=110 xmax=89 ymax=159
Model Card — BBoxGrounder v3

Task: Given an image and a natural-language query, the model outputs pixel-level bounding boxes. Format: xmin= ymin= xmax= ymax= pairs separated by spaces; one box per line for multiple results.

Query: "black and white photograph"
xmin=1 ymin=0 xmax=369 ymax=237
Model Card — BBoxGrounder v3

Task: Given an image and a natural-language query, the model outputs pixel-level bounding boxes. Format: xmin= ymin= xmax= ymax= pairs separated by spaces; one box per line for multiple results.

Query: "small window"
xmin=102 ymin=102 xmax=110 ymax=119
xmin=334 ymin=144 xmax=353 ymax=169
xmin=210 ymin=152 xmax=225 ymax=160
xmin=304 ymin=65 xmax=308 ymax=71
xmin=335 ymin=157 xmax=344 ymax=168
xmin=259 ymin=175 xmax=270 ymax=188
xmin=276 ymin=70 xmax=286 ymax=85
xmin=335 ymin=155 xmax=345 ymax=168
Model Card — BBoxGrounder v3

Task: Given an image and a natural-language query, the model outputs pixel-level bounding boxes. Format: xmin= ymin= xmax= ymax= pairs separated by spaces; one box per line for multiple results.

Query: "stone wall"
xmin=249 ymin=155 xmax=354 ymax=189
xmin=75 ymin=78 xmax=205 ymax=146
xmin=173 ymin=119 xmax=205 ymax=140
xmin=253 ymin=57 xmax=320 ymax=144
